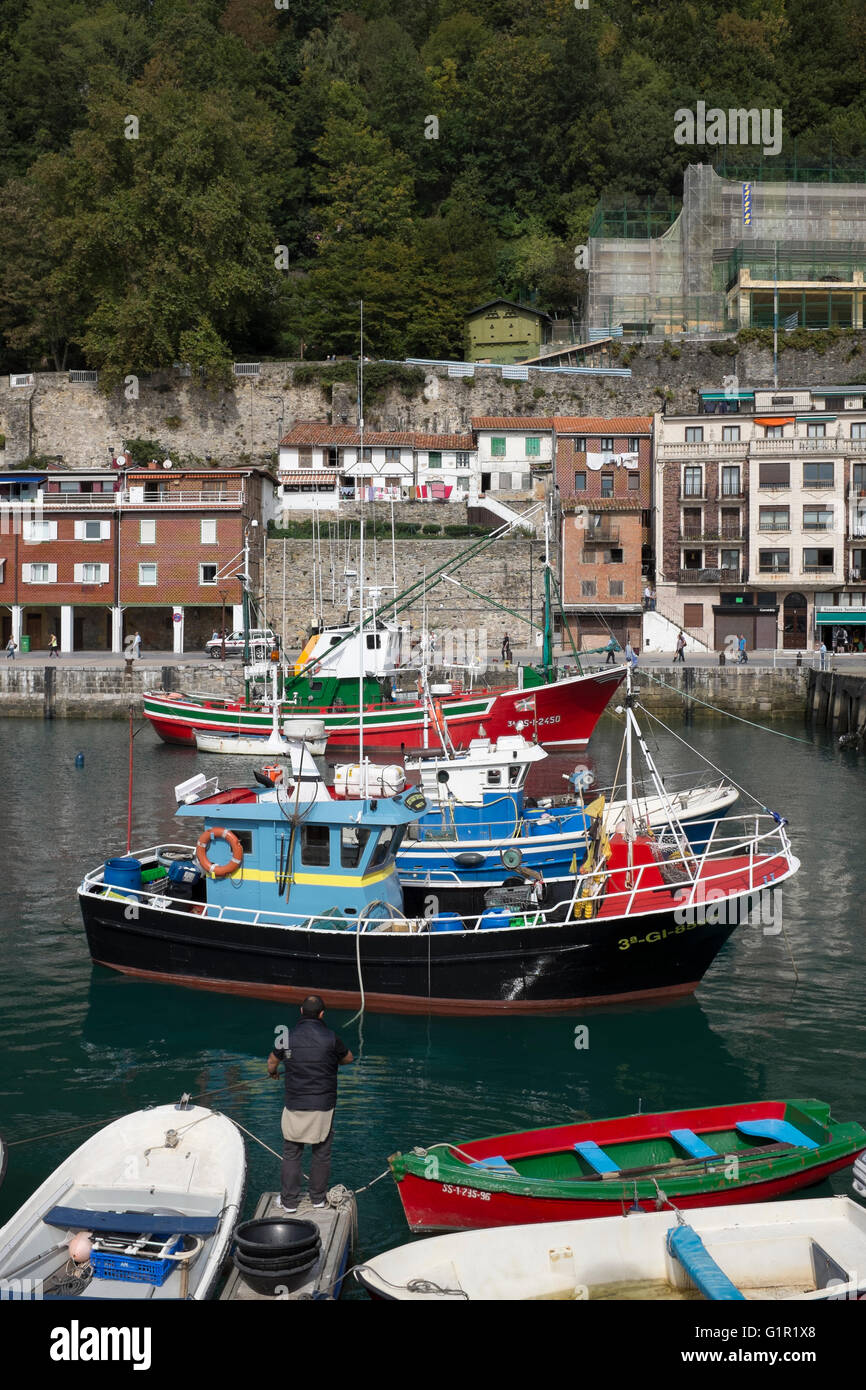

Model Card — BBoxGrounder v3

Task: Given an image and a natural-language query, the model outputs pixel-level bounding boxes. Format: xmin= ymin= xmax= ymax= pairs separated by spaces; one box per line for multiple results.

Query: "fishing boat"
xmin=144 ymin=663 xmax=622 ymax=753
xmin=143 ymin=484 xmax=626 ymax=753
xmin=388 ymin=1098 xmax=865 ymax=1230
xmin=0 ymin=1101 xmax=245 ymax=1301
xmin=78 ymin=698 xmax=797 ymax=1012
xmin=398 ymin=724 xmax=739 ymax=917
xmin=356 ymin=1195 xmax=866 ymax=1300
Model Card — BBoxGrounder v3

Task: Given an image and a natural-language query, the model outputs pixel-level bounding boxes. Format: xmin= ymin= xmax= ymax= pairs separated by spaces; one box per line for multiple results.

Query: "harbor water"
xmin=0 ymin=714 xmax=864 ymax=1292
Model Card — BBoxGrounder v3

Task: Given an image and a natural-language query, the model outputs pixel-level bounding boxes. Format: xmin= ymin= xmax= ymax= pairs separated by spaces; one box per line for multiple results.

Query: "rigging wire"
xmin=639 ymin=670 xmax=815 ymax=746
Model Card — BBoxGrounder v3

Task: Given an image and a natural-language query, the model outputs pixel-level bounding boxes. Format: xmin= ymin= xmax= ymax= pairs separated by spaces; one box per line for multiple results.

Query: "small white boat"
xmin=195 ymin=713 xmax=328 ymax=759
xmin=355 ymin=1197 xmax=866 ymax=1301
xmin=0 ymin=1102 xmax=245 ymax=1301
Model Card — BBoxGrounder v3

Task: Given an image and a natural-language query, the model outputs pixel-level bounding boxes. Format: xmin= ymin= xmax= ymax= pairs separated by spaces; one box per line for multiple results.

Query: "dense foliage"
xmin=0 ymin=0 xmax=863 ymax=380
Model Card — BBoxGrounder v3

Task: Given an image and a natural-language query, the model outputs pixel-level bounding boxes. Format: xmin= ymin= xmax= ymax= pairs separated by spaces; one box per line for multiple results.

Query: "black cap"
xmin=300 ymin=994 xmax=325 ymax=1017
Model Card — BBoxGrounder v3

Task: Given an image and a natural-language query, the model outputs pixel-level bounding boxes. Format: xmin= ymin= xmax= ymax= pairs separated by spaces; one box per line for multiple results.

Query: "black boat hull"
xmin=78 ymin=890 xmax=746 ymax=1015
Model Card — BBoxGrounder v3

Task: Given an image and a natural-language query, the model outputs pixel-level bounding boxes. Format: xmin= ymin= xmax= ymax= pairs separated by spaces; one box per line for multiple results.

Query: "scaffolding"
xmin=587 ymin=164 xmax=866 ymax=337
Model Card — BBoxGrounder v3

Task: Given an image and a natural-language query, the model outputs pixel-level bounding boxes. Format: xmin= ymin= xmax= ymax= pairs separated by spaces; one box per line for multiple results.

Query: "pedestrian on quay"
xmin=5 ymin=637 xmax=16 ymax=659
xmin=501 ymin=632 xmax=512 ymax=665
xmin=643 ymin=585 xmax=655 ymax=612
xmin=738 ymin=634 xmax=748 ymax=664
xmin=625 ymin=640 xmax=638 ymax=670
xmin=819 ymin=641 xmax=827 ymax=671
xmin=132 ymin=631 xmax=142 ymax=659
xmin=604 ymin=635 xmax=621 ymax=665
xmin=48 ymin=633 xmax=59 ymax=657
xmin=674 ymin=631 xmax=686 ymax=663
xmin=267 ymin=994 xmax=354 ymax=1213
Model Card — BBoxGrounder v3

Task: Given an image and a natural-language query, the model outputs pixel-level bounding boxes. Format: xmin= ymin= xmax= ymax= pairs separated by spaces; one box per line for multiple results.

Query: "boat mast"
xmin=358 ymin=300 xmax=366 ymax=792
xmin=542 ymin=503 xmax=552 ymax=680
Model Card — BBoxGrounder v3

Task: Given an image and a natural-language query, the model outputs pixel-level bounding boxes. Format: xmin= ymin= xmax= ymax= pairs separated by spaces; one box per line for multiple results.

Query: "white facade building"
xmin=277 ymin=425 xmax=478 ymax=513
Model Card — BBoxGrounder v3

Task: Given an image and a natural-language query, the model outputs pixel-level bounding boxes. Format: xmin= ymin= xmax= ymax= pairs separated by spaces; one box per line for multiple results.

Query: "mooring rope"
xmin=639 ymin=670 xmax=816 ymax=746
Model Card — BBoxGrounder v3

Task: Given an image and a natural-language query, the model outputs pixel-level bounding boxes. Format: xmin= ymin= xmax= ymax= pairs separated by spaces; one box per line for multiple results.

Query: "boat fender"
xmin=195 ymin=826 xmax=244 ymax=879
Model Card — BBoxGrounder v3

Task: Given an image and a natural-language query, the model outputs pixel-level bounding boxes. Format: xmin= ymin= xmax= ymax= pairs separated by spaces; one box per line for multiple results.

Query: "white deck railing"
xmin=80 ymin=815 xmax=796 ymax=934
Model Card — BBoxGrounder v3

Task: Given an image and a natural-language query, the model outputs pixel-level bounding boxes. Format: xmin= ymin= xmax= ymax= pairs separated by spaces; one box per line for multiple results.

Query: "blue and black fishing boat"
xmin=78 ymin=710 xmax=798 ymax=1015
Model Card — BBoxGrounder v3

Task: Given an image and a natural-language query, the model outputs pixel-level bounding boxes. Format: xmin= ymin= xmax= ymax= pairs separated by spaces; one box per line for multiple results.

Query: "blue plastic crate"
xmin=91 ymin=1238 xmax=181 ymax=1286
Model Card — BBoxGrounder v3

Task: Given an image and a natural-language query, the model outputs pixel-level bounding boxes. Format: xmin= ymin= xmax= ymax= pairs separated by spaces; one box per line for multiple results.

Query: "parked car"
xmin=205 ymin=629 xmax=278 ymax=659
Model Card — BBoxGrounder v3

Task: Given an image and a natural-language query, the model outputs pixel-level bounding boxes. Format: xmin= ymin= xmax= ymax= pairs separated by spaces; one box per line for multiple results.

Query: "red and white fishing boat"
xmin=142 ymin=665 xmax=624 ymax=751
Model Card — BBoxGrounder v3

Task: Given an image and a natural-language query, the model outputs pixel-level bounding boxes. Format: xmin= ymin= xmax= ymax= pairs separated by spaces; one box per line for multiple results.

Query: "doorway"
xmin=782 ymin=592 xmax=807 ymax=650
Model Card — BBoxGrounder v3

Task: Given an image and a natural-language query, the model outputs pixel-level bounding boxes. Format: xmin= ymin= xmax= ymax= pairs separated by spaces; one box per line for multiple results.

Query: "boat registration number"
xmin=507 ymin=715 xmax=560 ymax=727
xmin=618 ymin=923 xmax=696 ymax=951
xmin=441 ymin=1185 xmax=491 ymax=1200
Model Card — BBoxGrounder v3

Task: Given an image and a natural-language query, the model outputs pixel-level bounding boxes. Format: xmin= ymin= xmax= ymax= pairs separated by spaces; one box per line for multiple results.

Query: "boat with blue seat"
xmin=0 ymin=1101 xmax=245 ymax=1300
xmin=355 ymin=1195 xmax=866 ymax=1300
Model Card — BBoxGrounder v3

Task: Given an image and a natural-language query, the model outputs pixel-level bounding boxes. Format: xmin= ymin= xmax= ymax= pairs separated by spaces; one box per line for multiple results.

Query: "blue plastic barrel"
xmin=103 ymin=857 xmax=142 ymax=891
xmin=478 ymin=908 xmax=512 ymax=930
xmin=432 ymin=912 xmax=464 ymax=933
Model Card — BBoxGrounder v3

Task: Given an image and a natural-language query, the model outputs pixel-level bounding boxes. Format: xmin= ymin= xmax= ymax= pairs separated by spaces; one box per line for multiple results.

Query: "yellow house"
xmin=465 ymin=299 xmax=552 ymax=364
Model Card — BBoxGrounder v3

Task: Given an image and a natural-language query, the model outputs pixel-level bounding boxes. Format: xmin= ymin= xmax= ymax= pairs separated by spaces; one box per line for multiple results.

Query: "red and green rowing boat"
xmin=389 ymin=1099 xmax=866 ymax=1230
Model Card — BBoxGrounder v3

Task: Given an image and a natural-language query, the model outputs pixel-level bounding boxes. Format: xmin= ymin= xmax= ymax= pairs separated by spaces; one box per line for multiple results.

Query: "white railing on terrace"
xmin=752 ymin=438 xmax=866 ymax=455
xmin=30 ymin=489 xmax=244 ymax=508
xmin=659 ymin=442 xmax=749 ymax=459
xmin=80 ymin=816 xmax=795 ymax=933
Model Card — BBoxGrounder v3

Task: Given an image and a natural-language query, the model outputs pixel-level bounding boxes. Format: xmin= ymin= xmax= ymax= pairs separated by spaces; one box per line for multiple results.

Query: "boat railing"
xmin=81 ymin=816 xmax=795 ymax=934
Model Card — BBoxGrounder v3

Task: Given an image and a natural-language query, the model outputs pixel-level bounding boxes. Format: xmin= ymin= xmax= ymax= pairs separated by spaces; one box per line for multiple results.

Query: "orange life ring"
xmin=195 ymin=826 xmax=244 ymax=878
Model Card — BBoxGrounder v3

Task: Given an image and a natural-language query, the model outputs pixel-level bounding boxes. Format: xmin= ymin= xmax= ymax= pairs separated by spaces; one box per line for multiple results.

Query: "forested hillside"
xmin=0 ymin=0 xmax=863 ymax=383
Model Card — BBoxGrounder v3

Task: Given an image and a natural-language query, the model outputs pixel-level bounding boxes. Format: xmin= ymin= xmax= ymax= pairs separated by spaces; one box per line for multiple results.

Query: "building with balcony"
xmin=555 ymin=415 xmax=653 ymax=650
xmin=656 ymin=386 xmax=866 ymax=649
xmin=0 ymin=464 xmax=274 ymax=654
xmin=277 ymin=425 xmax=478 ymax=511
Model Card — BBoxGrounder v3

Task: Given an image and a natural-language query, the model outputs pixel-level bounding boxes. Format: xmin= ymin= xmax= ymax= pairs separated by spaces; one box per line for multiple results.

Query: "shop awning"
xmin=816 ymin=611 xmax=866 ymax=624
xmin=280 ymin=472 xmax=338 ymax=482
xmin=0 ymin=473 xmax=47 ymax=483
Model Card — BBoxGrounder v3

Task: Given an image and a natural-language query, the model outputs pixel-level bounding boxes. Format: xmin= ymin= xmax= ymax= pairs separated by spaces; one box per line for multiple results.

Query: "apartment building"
xmin=555 ymin=416 xmax=653 ymax=649
xmin=277 ymin=425 xmax=478 ymax=510
xmin=0 ymin=464 xmax=274 ymax=653
xmin=656 ymin=386 xmax=866 ymax=649
xmin=470 ymin=417 xmax=554 ymax=498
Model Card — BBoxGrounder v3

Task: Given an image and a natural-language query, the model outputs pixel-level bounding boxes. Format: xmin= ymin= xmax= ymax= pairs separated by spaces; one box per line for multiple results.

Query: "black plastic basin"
xmin=233 ymin=1249 xmax=320 ymax=1296
xmin=234 ymin=1217 xmax=318 ymax=1258
xmin=233 ymin=1240 xmax=321 ymax=1272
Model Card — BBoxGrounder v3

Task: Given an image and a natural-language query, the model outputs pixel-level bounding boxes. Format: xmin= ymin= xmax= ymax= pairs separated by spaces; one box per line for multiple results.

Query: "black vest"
xmin=281 ymin=1019 xmax=344 ymax=1111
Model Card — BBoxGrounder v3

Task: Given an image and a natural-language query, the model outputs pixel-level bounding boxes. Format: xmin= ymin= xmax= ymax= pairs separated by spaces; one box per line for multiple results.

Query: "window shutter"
xmin=74 ymin=564 xmax=84 ymax=583
xmin=22 ymin=563 xmax=31 ymax=582
xmin=48 ymin=564 xmax=57 ymax=583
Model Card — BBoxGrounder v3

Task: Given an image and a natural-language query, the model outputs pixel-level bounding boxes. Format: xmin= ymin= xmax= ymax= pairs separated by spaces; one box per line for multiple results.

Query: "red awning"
xmin=754 ymin=417 xmax=795 ymax=427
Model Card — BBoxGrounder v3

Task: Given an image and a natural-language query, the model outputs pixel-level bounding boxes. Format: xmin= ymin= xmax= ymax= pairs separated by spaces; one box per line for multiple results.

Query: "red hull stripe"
xmin=91 ymin=959 xmax=699 ymax=1014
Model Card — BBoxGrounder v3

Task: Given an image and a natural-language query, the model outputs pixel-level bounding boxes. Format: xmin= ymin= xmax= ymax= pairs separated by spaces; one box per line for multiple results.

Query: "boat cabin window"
xmin=341 ymin=826 xmax=370 ymax=867
xmin=487 ymin=770 xmax=502 ymax=785
xmin=301 ymin=825 xmax=331 ymax=866
xmin=310 ymin=681 xmax=324 ymax=694
xmin=508 ymin=766 xmax=521 ymax=785
xmin=235 ymin=830 xmax=253 ymax=853
xmin=369 ymin=827 xmax=397 ymax=868
xmin=365 ymin=634 xmax=382 ymax=649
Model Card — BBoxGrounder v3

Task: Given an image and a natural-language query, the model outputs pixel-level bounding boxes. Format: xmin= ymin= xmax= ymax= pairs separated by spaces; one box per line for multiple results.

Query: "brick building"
xmin=656 ymin=386 xmax=866 ymax=650
xmin=554 ymin=415 xmax=653 ymax=650
xmin=0 ymin=464 xmax=275 ymax=654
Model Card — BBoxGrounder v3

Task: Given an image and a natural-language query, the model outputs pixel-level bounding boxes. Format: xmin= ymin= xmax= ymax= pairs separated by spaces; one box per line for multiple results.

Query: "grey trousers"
xmin=281 ymin=1122 xmax=335 ymax=1203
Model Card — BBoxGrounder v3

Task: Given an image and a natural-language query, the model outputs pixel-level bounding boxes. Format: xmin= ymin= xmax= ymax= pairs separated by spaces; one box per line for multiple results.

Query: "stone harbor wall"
xmin=3 ymin=335 xmax=866 ymax=467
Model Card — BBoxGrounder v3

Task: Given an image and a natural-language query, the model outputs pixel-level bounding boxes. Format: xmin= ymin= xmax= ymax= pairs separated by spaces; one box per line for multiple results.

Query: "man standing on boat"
xmin=267 ymin=995 xmax=354 ymax=1213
